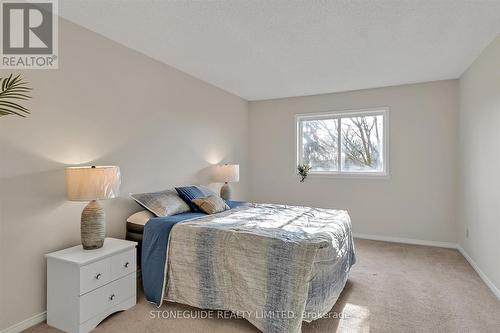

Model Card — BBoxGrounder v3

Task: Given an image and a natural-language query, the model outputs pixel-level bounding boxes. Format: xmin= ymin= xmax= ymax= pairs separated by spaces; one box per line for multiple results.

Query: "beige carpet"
xmin=25 ymin=239 xmax=500 ymax=333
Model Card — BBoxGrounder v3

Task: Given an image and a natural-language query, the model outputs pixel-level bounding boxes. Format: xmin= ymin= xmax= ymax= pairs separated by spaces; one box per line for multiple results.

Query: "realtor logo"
xmin=1 ymin=0 xmax=58 ymax=69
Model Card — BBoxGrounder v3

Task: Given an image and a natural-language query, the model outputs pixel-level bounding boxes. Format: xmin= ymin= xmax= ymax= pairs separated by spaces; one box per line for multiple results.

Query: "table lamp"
xmin=214 ymin=164 xmax=239 ymax=201
xmin=65 ymin=166 xmax=121 ymax=250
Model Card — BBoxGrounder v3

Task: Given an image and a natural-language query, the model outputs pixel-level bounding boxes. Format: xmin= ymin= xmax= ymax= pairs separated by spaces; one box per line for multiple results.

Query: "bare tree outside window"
xmin=341 ymin=115 xmax=383 ymax=171
xmin=301 ymin=119 xmax=338 ymax=170
xmin=298 ymin=110 xmax=386 ymax=174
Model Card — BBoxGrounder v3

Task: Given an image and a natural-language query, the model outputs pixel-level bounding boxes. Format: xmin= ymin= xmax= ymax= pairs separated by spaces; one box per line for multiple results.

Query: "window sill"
xmin=302 ymin=172 xmax=390 ymax=180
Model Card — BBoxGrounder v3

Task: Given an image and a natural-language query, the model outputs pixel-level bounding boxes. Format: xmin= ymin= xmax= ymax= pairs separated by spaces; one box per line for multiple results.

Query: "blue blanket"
xmin=141 ymin=201 xmax=245 ymax=306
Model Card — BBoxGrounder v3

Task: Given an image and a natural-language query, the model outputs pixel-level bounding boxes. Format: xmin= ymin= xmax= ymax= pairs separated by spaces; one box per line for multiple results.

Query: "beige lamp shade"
xmin=65 ymin=166 xmax=121 ymax=201
xmin=214 ymin=164 xmax=240 ymax=183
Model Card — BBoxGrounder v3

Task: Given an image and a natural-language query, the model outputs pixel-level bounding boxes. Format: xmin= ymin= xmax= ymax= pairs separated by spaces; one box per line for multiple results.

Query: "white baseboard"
xmin=354 ymin=233 xmax=458 ymax=249
xmin=0 ymin=312 xmax=46 ymax=333
xmin=457 ymin=246 xmax=500 ymax=300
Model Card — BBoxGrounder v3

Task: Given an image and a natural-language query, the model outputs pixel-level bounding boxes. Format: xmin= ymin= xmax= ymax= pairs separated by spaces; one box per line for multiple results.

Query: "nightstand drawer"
xmin=79 ymin=273 xmax=136 ymax=324
xmin=80 ymin=258 xmax=110 ymax=295
xmin=111 ymin=249 xmax=136 ymax=280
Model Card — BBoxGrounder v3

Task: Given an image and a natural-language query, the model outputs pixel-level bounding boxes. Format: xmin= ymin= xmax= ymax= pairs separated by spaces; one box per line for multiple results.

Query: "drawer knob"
xmin=124 ymin=262 xmax=130 ymax=268
xmin=95 ymin=273 xmax=102 ymax=280
xmin=109 ymin=294 xmax=115 ymax=301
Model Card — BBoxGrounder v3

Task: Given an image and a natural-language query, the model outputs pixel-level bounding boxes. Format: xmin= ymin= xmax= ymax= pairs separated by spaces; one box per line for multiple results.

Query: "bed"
xmin=136 ymin=202 xmax=355 ymax=333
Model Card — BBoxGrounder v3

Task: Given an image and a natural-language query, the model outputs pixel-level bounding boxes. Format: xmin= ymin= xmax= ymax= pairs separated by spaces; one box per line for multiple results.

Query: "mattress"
xmin=128 ymin=212 xmax=209 ymax=238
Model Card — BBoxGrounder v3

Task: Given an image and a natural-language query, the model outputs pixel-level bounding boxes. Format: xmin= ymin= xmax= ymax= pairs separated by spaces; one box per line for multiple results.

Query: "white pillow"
xmin=130 ymin=189 xmax=190 ymax=217
xmin=126 ymin=210 xmax=155 ymax=226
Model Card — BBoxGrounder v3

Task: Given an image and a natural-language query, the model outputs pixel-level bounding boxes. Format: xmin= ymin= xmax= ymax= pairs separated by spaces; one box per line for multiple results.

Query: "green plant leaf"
xmin=0 ymin=93 xmax=31 ymax=100
xmin=2 ymin=74 xmax=12 ymax=91
xmin=0 ymin=101 xmax=30 ymax=112
xmin=0 ymin=74 xmax=32 ymax=118
xmin=0 ymin=107 xmax=27 ymax=117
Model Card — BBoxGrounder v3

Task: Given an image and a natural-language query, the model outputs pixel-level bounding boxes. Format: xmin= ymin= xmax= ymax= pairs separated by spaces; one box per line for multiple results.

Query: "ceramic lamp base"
xmin=81 ymin=200 xmax=105 ymax=250
xmin=220 ymin=183 xmax=231 ymax=201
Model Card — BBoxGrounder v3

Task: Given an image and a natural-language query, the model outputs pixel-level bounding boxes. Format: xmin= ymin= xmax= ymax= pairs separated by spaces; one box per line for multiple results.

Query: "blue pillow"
xmin=175 ymin=186 xmax=205 ymax=211
xmin=226 ymin=200 xmax=246 ymax=209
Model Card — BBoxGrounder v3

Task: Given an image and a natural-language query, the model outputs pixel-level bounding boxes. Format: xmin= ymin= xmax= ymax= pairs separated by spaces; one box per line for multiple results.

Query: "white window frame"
xmin=295 ymin=107 xmax=390 ymax=178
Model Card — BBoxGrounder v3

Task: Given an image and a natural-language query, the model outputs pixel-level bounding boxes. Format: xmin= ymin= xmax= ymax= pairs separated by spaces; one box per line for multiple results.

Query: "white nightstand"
xmin=46 ymin=238 xmax=137 ymax=333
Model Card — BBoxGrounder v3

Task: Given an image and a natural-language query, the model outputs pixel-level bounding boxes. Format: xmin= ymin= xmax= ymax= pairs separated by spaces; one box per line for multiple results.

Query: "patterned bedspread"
xmin=164 ymin=203 xmax=355 ymax=333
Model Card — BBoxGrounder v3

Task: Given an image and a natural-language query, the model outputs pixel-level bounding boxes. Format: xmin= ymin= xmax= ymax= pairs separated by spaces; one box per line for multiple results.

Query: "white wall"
xmin=0 ymin=19 xmax=248 ymax=330
xmin=458 ymin=35 xmax=500 ymax=294
xmin=248 ymin=80 xmax=459 ymax=243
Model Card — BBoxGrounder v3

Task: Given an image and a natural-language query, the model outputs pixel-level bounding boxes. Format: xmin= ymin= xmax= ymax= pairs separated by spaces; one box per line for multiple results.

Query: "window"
xmin=296 ymin=108 xmax=388 ymax=176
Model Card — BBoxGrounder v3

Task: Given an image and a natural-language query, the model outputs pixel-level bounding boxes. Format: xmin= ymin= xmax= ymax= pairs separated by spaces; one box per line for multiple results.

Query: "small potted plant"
xmin=297 ymin=164 xmax=311 ymax=182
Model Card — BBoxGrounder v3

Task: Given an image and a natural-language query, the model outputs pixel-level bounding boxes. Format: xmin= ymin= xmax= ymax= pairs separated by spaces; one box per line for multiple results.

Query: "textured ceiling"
xmin=60 ymin=1 xmax=500 ymax=101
